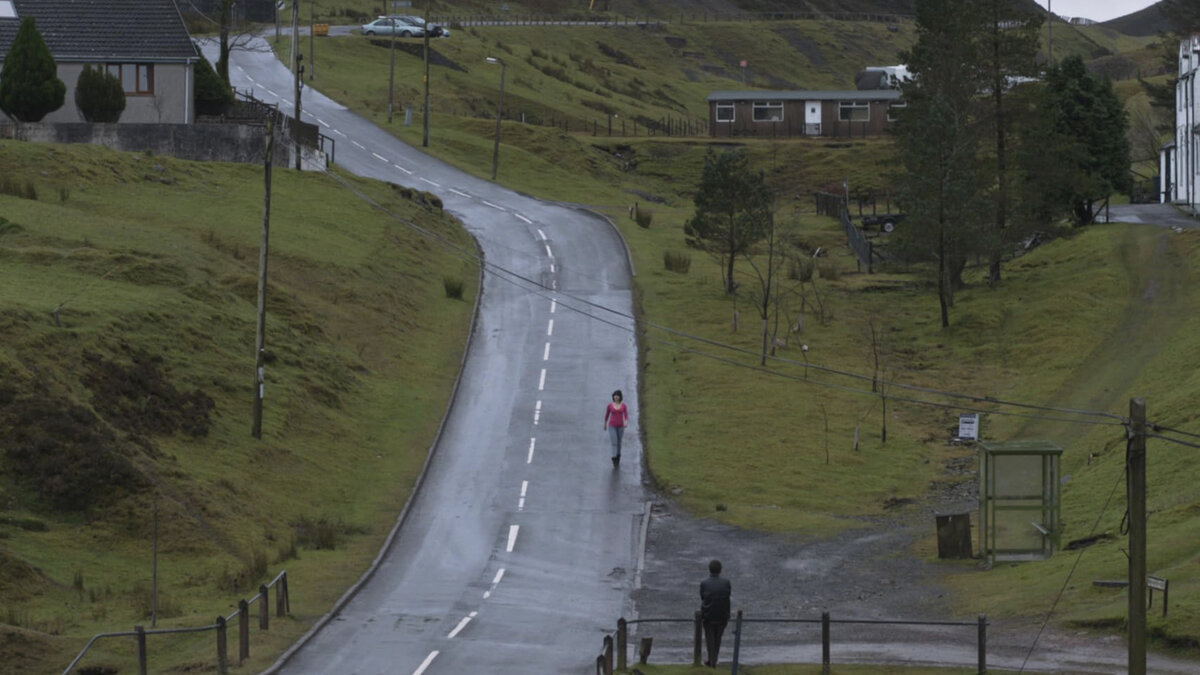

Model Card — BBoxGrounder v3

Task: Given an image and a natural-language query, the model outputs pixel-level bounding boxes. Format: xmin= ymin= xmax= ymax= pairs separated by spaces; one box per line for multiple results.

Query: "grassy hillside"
xmin=0 ymin=142 xmax=478 ymax=673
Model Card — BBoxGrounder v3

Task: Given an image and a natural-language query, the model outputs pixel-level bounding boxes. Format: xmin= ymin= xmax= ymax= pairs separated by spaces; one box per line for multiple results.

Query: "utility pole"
xmin=252 ymin=118 xmax=275 ymax=439
xmin=387 ymin=24 xmax=397 ymax=124
xmin=422 ymin=0 xmax=431 ymax=146
xmin=292 ymin=0 xmax=303 ymax=171
xmin=309 ymin=0 xmax=315 ymax=80
xmin=1046 ymin=0 xmax=1053 ymax=64
xmin=1128 ymin=397 xmax=1147 ymax=675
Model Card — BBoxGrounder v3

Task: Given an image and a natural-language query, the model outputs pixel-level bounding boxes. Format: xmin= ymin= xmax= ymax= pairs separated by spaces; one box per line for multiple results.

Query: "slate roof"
xmin=0 ymin=0 xmax=197 ymax=62
xmin=707 ymin=90 xmax=903 ymax=103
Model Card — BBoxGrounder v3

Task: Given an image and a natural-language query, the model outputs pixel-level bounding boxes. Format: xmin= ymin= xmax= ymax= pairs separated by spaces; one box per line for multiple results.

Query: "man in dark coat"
xmin=699 ymin=559 xmax=732 ymax=667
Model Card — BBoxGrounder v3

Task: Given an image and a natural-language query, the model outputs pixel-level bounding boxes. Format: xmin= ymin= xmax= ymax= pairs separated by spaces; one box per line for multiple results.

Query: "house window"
xmin=105 ymin=64 xmax=154 ymax=95
xmin=838 ymin=100 xmax=870 ymax=122
xmin=887 ymin=101 xmax=907 ymax=122
xmin=715 ymin=103 xmax=735 ymax=123
xmin=752 ymin=101 xmax=784 ymax=122
xmin=0 ymin=1 xmax=16 ymax=18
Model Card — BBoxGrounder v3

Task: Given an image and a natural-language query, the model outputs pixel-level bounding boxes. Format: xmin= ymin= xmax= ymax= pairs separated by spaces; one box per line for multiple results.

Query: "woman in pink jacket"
xmin=603 ymin=390 xmax=629 ymax=468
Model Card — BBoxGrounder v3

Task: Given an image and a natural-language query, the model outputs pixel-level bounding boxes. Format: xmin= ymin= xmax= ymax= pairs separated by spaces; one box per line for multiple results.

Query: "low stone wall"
xmin=4 ymin=122 xmax=327 ymax=170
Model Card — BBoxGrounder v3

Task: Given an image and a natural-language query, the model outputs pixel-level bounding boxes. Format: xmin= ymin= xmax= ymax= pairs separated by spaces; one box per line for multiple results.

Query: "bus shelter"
xmin=978 ymin=440 xmax=1063 ymax=563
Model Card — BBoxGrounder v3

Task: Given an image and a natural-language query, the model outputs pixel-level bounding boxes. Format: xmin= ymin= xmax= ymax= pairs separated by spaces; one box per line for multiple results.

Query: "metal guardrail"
xmin=63 ymin=570 xmax=289 ymax=675
xmin=598 ymin=610 xmax=987 ymax=675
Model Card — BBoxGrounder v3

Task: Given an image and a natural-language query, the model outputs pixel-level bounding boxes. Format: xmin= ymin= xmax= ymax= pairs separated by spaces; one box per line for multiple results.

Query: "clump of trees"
xmin=0 ymin=17 xmax=65 ymax=122
xmin=893 ymin=0 xmax=1130 ymax=328
xmin=75 ymin=65 xmax=125 ymax=123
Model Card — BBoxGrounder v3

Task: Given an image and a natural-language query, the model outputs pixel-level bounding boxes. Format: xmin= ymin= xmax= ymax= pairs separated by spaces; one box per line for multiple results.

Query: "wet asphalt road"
xmin=207 ymin=38 xmax=646 ymax=674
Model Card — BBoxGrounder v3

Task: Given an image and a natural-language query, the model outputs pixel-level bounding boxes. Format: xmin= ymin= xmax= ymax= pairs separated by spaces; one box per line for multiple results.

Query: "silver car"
xmin=360 ymin=17 xmax=425 ymax=37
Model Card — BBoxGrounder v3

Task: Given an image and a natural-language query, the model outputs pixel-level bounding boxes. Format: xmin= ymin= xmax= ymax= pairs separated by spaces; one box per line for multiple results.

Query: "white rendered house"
xmin=1166 ymin=34 xmax=1200 ymax=211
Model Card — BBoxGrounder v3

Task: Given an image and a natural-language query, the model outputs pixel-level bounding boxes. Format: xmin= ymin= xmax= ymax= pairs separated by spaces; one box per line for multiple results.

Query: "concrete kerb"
xmin=257 ymin=235 xmax=487 ymax=675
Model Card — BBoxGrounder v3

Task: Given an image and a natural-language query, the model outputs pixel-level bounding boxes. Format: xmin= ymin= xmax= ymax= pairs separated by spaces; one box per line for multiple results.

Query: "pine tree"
xmin=683 ymin=148 xmax=772 ymax=295
xmin=75 ymin=65 xmax=125 ymax=123
xmin=0 ymin=17 xmax=66 ymax=122
xmin=894 ymin=0 xmax=988 ymax=328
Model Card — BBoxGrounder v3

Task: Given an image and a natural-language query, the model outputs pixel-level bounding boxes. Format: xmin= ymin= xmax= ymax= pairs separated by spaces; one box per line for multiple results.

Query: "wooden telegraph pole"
xmin=292 ymin=0 xmax=302 ymax=170
xmin=1128 ymin=397 xmax=1147 ymax=675
xmin=422 ymin=0 xmax=431 ymax=147
xmin=252 ymin=118 xmax=275 ymax=439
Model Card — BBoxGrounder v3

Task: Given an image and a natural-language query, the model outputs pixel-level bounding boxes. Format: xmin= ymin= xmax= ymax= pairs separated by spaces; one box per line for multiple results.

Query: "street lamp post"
xmin=485 ymin=56 xmax=506 ymax=181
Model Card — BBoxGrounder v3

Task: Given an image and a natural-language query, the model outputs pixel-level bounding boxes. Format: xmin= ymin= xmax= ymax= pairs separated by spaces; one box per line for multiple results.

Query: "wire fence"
xmin=440 ymin=12 xmax=911 ymax=27
xmin=62 ymin=570 xmax=290 ymax=675
xmin=596 ymin=610 xmax=987 ymax=674
xmin=814 ymin=190 xmax=881 ymax=273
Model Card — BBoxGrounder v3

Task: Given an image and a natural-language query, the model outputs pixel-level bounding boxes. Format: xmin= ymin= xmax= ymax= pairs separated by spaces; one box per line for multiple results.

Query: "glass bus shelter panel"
xmin=991 ymin=500 xmax=1047 ymax=559
xmin=993 ymin=454 xmax=1044 ymax=497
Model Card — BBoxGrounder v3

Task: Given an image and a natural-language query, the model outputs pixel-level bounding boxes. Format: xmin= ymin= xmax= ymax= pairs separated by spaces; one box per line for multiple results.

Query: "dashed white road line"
xmin=317 ymin=118 xmax=330 ymax=128
xmin=413 ymin=651 xmax=438 ymax=675
xmin=528 ymin=436 xmax=536 ymax=463
xmin=351 ymin=140 xmax=365 ymax=150
xmin=449 ymin=188 xmax=470 ymax=197
xmin=550 ymin=300 xmax=557 ymax=314
xmin=550 ymin=263 xmax=556 ymax=273
xmin=372 ymin=152 xmax=388 ymax=162
xmin=483 ymin=568 xmax=506 ymax=599
xmin=538 ymin=368 xmax=546 ymax=391
xmin=420 ymin=177 xmax=440 ymax=187
xmin=543 ymin=342 xmax=550 ymax=361
xmin=516 ymin=213 xmax=532 ymax=224
xmin=446 ymin=611 xmax=478 ymax=639
xmin=266 ymin=89 xmax=279 ymax=98
xmin=506 ymin=525 xmax=519 ymax=552
xmin=237 ymin=65 xmax=245 ymax=72
xmin=393 ymin=164 xmax=413 ymax=175
xmin=518 ymin=480 xmax=528 ymax=511
xmin=482 ymin=200 xmax=505 ymax=211
xmin=246 ymin=76 xmax=256 ymax=84
xmin=544 ymin=244 xmax=554 ymax=258
xmin=333 ymin=129 xmax=347 ymax=137
xmin=547 ymin=319 xmax=554 ymax=336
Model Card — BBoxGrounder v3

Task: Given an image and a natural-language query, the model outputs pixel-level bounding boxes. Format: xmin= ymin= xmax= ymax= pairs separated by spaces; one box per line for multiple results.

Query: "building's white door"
xmin=805 ymin=101 xmax=821 ymax=135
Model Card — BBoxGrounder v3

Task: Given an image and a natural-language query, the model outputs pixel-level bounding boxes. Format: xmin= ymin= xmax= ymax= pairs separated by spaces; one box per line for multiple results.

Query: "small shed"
xmin=978 ymin=440 xmax=1063 ymax=564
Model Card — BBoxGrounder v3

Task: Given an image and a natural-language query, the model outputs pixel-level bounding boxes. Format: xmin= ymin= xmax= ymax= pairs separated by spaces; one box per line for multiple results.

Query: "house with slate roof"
xmin=0 ymin=0 xmax=199 ymax=124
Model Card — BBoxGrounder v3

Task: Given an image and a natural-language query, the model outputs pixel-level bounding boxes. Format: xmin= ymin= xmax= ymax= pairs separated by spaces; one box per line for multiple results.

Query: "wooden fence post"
xmin=135 ymin=625 xmax=147 ymax=675
xmin=822 ymin=611 xmax=831 ymax=673
xmin=594 ymin=654 xmax=605 ymax=674
xmin=638 ymin=637 xmax=653 ymax=664
xmin=616 ymin=618 xmax=627 ymax=670
xmin=216 ymin=616 xmax=228 ymax=675
xmin=693 ymin=610 xmax=703 ymax=666
xmin=259 ymin=585 xmax=270 ymax=630
xmin=238 ymin=599 xmax=250 ymax=663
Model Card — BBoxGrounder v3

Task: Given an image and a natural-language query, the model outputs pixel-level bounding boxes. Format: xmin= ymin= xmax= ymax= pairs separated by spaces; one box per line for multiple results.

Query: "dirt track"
xmin=632 ymin=217 xmax=1200 ymax=674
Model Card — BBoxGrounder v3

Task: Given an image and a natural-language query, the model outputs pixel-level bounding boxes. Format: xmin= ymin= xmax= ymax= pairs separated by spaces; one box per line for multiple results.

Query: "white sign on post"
xmin=958 ymin=413 xmax=980 ymax=440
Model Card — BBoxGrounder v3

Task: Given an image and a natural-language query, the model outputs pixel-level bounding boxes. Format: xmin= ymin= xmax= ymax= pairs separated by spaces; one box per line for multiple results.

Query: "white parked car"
xmin=360 ymin=16 xmax=425 ymax=37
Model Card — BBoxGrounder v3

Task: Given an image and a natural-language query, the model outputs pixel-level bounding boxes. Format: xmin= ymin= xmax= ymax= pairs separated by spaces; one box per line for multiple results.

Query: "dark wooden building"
xmin=706 ymin=89 xmax=904 ymax=139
